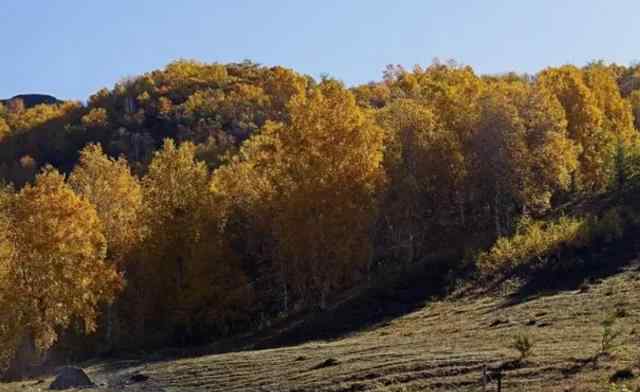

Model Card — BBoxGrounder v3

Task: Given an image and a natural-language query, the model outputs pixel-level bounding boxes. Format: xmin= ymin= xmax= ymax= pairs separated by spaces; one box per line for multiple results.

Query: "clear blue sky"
xmin=2 ymin=1 xmax=639 ymax=100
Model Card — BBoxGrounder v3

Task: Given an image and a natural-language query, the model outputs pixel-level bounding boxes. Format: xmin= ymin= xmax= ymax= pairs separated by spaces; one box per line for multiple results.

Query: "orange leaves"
xmin=629 ymin=91 xmax=640 ymax=130
xmin=537 ymin=65 xmax=632 ymax=192
xmin=0 ymin=118 xmax=9 ymax=141
xmin=140 ymin=139 xmax=249 ymax=336
xmin=80 ymin=108 xmax=109 ymax=129
xmin=212 ymin=80 xmax=385 ymax=304
xmin=69 ymin=144 xmax=143 ymax=267
xmin=0 ymin=167 xmax=120 ymax=370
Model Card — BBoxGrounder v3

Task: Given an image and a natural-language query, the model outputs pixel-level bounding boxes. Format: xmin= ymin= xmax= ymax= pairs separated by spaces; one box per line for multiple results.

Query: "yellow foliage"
xmin=583 ymin=64 xmax=636 ymax=145
xmin=0 ymin=118 xmax=9 ymax=142
xmin=629 ymin=90 xmax=640 ymax=130
xmin=376 ymin=99 xmax=456 ymax=256
xmin=537 ymin=65 xmax=633 ymax=192
xmin=6 ymin=101 xmax=81 ymax=132
xmin=0 ymin=168 xmax=120 ymax=370
xmin=81 ymin=108 xmax=109 ymax=129
xmin=69 ymin=144 xmax=143 ymax=266
xmin=477 ymin=216 xmax=586 ymax=274
xmin=478 ymin=208 xmax=628 ymax=275
xmin=0 ymin=184 xmax=17 ymax=370
xmin=480 ymin=82 xmax=579 ymax=212
xmin=142 ymin=140 xmax=249 ymax=336
xmin=213 ymin=80 xmax=385 ymax=305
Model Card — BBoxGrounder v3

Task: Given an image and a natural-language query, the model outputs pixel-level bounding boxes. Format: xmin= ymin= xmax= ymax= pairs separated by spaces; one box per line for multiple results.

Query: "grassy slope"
xmin=5 ymin=249 xmax=640 ymax=392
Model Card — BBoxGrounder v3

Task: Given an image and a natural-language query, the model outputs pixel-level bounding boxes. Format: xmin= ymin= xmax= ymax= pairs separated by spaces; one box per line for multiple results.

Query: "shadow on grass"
xmin=87 ymin=256 xmax=453 ymax=377
xmin=252 ymin=260 xmax=450 ymax=350
xmin=497 ymin=226 xmax=640 ymax=309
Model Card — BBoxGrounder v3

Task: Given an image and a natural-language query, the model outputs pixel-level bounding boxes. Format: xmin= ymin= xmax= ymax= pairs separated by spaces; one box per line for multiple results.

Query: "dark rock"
xmin=49 ymin=366 xmax=94 ymax=390
xmin=312 ymin=358 xmax=339 ymax=369
xmin=489 ymin=319 xmax=508 ymax=327
xmin=526 ymin=319 xmax=537 ymax=326
xmin=129 ymin=373 xmax=149 ymax=383
xmin=615 ymin=306 xmax=629 ymax=318
xmin=610 ymin=368 xmax=634 ymax=382
xmin=492 ymin=359 xmax=522 ymax=372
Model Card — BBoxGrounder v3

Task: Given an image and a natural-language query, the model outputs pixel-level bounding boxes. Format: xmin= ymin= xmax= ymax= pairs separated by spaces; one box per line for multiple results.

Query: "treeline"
xmin=1 ymin=59 xmax=640 ymax=376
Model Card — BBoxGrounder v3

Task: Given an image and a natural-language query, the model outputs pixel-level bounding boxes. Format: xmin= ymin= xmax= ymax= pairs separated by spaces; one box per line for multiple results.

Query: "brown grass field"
xmin=4 ymin=252 xmax=640 ymax=392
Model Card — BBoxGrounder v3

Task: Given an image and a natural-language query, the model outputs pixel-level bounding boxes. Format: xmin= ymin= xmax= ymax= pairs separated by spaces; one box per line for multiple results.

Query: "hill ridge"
xmin=0 ymin=94 xmax=62 ymax=108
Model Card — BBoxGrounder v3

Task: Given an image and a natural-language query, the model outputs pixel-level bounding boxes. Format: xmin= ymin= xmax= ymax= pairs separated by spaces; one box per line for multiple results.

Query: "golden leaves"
xmin=0 ymin=167 xmax=120 ymax=369
xmin=69 ymin=144 xmax=143 ymax=266
xmin=212 ymin=80 xmax=385 ymax=301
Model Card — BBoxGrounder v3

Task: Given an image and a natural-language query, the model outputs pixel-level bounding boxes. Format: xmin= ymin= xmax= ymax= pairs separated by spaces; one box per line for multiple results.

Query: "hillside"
xmin=1 ymin=60 xmax=640 ymax=390
xmin=4 ymin=242 xmax=640 ymax=392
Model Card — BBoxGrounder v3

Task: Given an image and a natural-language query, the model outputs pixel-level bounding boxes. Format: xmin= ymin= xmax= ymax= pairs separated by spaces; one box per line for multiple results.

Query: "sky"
xmin=1 ymin=0 xmax=640 ymax=101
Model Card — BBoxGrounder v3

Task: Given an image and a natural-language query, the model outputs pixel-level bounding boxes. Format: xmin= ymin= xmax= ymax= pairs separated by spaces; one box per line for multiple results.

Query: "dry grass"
xmin=4 ymin=261 xmax=640 ymax=392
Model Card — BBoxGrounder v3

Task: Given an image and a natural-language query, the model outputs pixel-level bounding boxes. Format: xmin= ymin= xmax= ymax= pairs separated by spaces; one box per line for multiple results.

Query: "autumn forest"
xmin=1 ymin=59 xmax=640 ymax=378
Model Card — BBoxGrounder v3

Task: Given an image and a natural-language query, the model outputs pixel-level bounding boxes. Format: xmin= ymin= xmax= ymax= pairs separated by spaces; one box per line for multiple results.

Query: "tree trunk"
xmin=5 ymin=332 xmax=38 ymax=381
xmin=570 ymin=170 xmax=577 ymax=194
xmin=494 ymin=191 xmax=502 ymax=238
xmin=106 ymin=302 xmax=113 ymax=351
xmin=135 ymin=284 xmax=146 ymax=346
xmin=319 ymin=282 xmax=329 ymax=311
xmin=282 ymin=271 xmax=288 ymax=315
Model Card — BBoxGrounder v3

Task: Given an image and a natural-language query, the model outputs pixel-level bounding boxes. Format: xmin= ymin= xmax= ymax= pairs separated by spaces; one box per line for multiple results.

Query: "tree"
xmin=68 ymin=144 xmax=144 ymax=349
xmin=629 ymin=90 xmax=640 ymax=130
xmin=466 ymin=81 xmax=580 ymax=237
xmin=506 ymin=83 xmax=578 ymax=212
xmin=81 ymin=108 xmax=109 ymax=129
xmin=69 ymin=144 xmax=143 ymax=266
xmin=376 ymin=99 xmax=449 ymax=264
xmin=537 ymin=66 xmax=631 ymax=192
xmin=213 ymin=80 xmax=385 ymax=309
xmin=0 ymin=184 xmax=17 ymax=371
xmin=583 ymin=63 xmax=636 ymax=145
xmin=141 ymin=140 xmax=248 ymax=343
xmin=404 ymin=62 xmax=485 ymax=227
xmin=0 ymin=168 xmax=121 ymax=375
xmin=0 ymin=118 xmax=9 ymax=142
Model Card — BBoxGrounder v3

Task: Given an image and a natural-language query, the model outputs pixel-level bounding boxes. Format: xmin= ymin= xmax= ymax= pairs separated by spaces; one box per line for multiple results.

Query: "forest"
xmin=1 ymin=59 xmax=640 ymax=378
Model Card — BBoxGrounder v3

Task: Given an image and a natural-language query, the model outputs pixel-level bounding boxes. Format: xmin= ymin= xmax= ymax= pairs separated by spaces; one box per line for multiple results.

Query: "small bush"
xmin=509 ymin=332 xmax=534 ymax=361
xmin=477 ymin=208 xmax=629 ymax=276
xmin=608 ymin=383 xmax=632 ymax=392
xmin=477 ymin=216 xmax=585 ymax=274
xmin=584 ymin=208 xmax=625 ymax=244
xmin=600 ymin=312 xmax=624 ymax=356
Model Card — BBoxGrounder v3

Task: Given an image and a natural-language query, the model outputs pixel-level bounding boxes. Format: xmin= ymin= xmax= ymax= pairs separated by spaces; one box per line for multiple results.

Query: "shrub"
xmin=589 ymin=208 xmax=625 ymax=243
xmin=478 ymin=208 xmax=629 ymax=276
xmin=477 ymin=216 xmax=586 ymax=274
xmin=600 ymin=312 xmax=624 ymax=356
xmin=608 ymin=383 xmax=632 ymax=392
xmin=509 ymin=332 xmax=534 ymax=361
